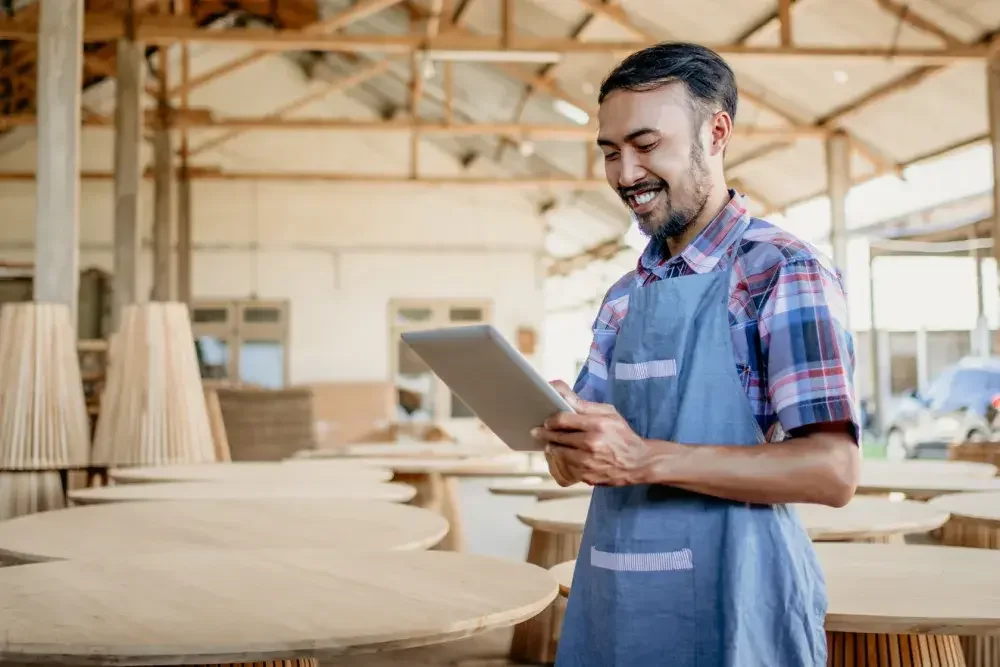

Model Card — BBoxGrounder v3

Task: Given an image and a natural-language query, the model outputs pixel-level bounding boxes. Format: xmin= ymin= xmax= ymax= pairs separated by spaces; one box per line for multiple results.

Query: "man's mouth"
xmin=623 ymin=188 xmax=664 ymax=213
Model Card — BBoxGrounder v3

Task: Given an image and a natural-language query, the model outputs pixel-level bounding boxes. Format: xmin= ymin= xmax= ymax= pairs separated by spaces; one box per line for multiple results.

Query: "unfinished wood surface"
xmin=0 ymin=498 xmax=449 ymax=564
xmin=393 ymin=471 xmax=466 ymax=552
xmin=67 ymin=479 xmax=416 ymax=505
xmin=555 ymin=544 xmax=1000 ymax=665
xmin=91 ymin=303 xmax=216 ymax=467
xmin=0 ymin=304 xmax=90 ymax=470
xmin=0 ymin=549 xmax=559 ymax=665
xmin=858 ymin=461 xmax=1000 ymax=500
xmin=490 ymin=479 xmax=591 ymax=500
xmin=293 ymin=442 xmax=502 ymax=460
xmin=108 ymin=460 xmax=393 ymax=485
xmin=795 ymin=496 xmax=950 ymax=542
xmin=949 ymin=441 xmax=1000 ymax=471
xmin=928 ymin=491 xmax=1000 ymax=667
xmin=0 ymin=471 xmax=64 ymax=521
xmin=310 ymin=456 xmax=527 ymax=476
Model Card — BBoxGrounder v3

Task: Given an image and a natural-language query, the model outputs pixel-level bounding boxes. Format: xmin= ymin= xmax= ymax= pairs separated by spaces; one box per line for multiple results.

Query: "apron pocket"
xmin=614 ymin=359 xmax=677 ymax=380
xmin=586 ymin=539 xmax=697 ymax=664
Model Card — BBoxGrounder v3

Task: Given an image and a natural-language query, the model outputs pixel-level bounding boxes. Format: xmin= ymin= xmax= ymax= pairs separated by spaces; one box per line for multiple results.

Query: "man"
xmin=532 ymin=43 xmax=861 ymax=666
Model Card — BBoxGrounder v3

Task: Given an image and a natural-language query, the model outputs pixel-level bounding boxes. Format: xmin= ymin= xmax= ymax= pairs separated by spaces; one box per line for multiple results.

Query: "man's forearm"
xmin=635 ymin=432 xmax=860 ymax=507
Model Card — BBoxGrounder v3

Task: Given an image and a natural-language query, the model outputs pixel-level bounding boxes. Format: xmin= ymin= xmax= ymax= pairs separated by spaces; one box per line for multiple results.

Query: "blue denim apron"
xmin=555 ymin=234 xmax=828 ymax=666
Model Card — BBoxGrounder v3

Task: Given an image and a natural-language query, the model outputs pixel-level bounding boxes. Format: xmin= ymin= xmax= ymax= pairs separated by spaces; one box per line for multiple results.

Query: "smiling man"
xmin=532 ymin=43 xmax=861 ymax=666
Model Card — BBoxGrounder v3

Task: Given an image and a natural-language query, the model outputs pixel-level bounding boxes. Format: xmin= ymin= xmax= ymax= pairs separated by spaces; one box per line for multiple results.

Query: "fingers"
xmin=533 ymin=427 xmax=595 ymax=450
xmin=542 ymin=411 xmax=608 ymax=432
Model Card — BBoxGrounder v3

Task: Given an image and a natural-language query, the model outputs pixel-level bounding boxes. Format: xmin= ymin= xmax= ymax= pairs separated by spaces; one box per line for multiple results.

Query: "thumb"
xmin=550 ymin=380 xmax=616 ymax=415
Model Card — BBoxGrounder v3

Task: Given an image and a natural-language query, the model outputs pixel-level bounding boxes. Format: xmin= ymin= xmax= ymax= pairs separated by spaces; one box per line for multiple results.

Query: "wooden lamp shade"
xmin=91 ymin=303 xmax=216 ymax=467
xmin=0 ymin=303 xmax=90 ymax=470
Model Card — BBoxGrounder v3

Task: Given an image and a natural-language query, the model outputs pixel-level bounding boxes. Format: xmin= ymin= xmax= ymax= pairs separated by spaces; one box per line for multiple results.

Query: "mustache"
xmin=618 ymin=179 xmax=668 ymax=199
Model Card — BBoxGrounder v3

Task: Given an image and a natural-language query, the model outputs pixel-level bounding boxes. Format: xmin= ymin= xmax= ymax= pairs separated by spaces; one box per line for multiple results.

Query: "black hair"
xmin=598 ymin=42 xmax=738 ymax=126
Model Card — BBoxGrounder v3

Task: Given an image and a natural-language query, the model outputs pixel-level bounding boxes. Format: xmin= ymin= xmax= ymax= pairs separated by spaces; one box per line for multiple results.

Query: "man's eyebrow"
xmin=624 ymin=127 xmax=659 ymax=142
xmin=596 ymin=127 xmax=660 ymax=148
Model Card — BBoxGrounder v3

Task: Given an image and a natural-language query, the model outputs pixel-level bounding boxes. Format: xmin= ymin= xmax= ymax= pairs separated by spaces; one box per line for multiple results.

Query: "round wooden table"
xmin=512 ymin=495 xmax=950 ymax=664
xmin=929 ymin=491 xmax=1000 ymax=666
xmin=489 ymin=479 xmax=592 ymax=501
xmin=287 ymin=456 xmax=549 ymax=552
xmin=859 ymin=463 xmax=1000 ymax=500
xmin=862 ymin=460 xmax=998 ymax=479
xmin=553 ymin=543 xmax=1000 ymax=666
xmin=0 ymin=548 xmax=559 ymax=666
xmin=0 ymin=499 xmax=449 ymax=565
xmin=67 ymin=479 xmax=416 ymax=505
xmin=291 ymin=442 xmax=503 ymax=460
xmin=109 ymin=460 xmax=394 ymax=485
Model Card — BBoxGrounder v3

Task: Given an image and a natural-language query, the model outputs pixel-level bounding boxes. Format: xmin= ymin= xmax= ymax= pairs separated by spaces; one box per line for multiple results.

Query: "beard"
xmin=621 ymin=141 xmax=712 ymax=258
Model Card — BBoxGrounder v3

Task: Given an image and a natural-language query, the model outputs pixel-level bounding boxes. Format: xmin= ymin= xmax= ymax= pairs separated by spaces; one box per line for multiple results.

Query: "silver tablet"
xmin=400 ymin=325 xmax=575 ymax=452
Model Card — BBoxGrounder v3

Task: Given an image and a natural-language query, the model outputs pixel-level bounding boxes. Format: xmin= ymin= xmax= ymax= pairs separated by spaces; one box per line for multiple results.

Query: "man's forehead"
xmin=597 ymin=83 xmax=693 ymax=135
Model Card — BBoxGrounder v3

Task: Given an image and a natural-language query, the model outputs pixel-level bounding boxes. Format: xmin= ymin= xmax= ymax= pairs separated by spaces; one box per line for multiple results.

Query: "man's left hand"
xmin=532 ymin=380 xmax=651 ymax=487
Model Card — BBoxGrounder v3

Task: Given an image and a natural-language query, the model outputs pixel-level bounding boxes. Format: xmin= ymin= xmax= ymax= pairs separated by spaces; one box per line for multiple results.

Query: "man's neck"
xmin=664 ymin=185 xmax=733 ymax=258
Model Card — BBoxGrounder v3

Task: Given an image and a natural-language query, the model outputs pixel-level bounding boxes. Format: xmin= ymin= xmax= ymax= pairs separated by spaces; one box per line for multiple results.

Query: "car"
xmin=881 ymin=356 xmax=1000 ymax=460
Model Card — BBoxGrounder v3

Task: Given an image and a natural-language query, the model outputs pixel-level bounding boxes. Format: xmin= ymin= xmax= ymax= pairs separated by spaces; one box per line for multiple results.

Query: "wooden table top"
xmin=552 ymin=543 xmax=1000 ymax=635
xmin=491 ymin=479 xmax=592 ymax=499
xmin=858 ymin=465 xmax=1000 ymax=499
xmin=0 ymin=549 xmax=559 ymax=666
xmin=862 ymin=460 xmax=997 ymax=478
xmin=930 ymin=491 xmax=1000 ymax=527
xmin=68 ymin=480 xmax=416 ymax=505
xmin=294 ymin=456 xmax=539 ymax=477
xmin=0 ymin=499 xmax=449 ymax=564
xmin=520 ymin=496 xmax=948 ymax=542
xmin=292 ymin=442 xmax=506 ymax=460
xmin=109 ymin=461 xmax=394 ymax=485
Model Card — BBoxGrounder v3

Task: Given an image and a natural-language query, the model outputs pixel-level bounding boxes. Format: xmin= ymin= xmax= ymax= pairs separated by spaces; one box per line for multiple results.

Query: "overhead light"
xmin=425 ymin=49 xmax=561 ymax=64
xmin=553 ymin=100 xmax=590 ymax=126
xmin=519 ymin=141 xmax=535 ymax=157
xmin=833 ymin=69 xmax=848 ymax=84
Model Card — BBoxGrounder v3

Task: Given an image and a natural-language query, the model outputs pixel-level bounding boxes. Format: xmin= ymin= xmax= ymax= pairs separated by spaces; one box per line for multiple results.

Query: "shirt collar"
xmin=637 ymin=189 xmax=750 ymax=279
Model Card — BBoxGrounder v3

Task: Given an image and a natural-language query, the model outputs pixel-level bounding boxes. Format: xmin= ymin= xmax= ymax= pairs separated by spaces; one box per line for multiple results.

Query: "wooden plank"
xmin=988 ymin=52 xmax=1000 ymax=270
xmin=826 ymin=129 xmax=850 ymax=280
xmin=778 ymin=0 xmax=792 ymax=46
xmin=33 ymin=0 xmax=83 ymax=320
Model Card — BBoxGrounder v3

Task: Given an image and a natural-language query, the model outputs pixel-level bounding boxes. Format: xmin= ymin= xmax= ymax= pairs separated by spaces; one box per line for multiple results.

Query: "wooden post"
xmin=988 ymin=52 xmax=1000 ymax=332
xmin=34 ymin=0 xmax=83 ymax=323
xmin=112 ymin=37 xmax=144 ymax=329
xmin=176 ymin=0 xmax=192 ymax=307
xmin=151 ymin=51 xmax=174 ymax=301
xmin=826 ymin=129 xmax=850 ymax=281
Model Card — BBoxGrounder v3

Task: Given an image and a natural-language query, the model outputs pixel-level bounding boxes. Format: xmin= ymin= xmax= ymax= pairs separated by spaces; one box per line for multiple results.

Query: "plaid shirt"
xmin=573 ymin=191 xmax=860 ymax=443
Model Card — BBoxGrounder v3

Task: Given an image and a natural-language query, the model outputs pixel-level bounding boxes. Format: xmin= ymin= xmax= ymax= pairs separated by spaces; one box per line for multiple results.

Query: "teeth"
xmin=632 ymin=191 xmax=657 ymax=205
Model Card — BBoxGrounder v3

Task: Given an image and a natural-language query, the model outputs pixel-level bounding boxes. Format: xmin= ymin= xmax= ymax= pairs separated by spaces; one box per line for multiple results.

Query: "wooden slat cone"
xmin=91 ymin=303 xmax=216 ymax=467
xmin=0 ymin=471 xmax=66 ymax=522
xmin=0 ymin=303 xmax=91 ymax=470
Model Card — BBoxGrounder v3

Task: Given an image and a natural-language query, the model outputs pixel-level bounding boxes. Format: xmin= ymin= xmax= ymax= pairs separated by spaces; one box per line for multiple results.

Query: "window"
xmin=389 ymin=298 xmax=492 ymax=422
xmin=191 ymin=300 xmax=290 ymax=388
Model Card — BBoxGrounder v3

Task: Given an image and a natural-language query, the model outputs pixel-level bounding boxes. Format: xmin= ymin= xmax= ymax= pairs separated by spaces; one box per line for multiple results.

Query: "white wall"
xmin=0 ymin=49 xmax=547 ymax=384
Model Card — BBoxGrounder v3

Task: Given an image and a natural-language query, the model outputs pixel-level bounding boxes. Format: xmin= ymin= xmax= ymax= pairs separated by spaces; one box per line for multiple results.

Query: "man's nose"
xmin=618 ymin=151 xmax=645 ymax=188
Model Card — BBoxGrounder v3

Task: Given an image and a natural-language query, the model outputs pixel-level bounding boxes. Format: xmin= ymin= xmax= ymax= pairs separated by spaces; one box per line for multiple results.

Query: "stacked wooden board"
xmin=91 ymin=303 xmax=216 ymax=467
xmin=0 ymin=303 xmax=91 ymax=520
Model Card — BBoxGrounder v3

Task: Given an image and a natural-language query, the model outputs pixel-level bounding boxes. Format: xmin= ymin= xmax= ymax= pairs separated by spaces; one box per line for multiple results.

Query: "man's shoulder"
xmin=738 ymin=217 xmax=842 ymax=281
xmin=601 ymin=269 xmax=636 ymax=305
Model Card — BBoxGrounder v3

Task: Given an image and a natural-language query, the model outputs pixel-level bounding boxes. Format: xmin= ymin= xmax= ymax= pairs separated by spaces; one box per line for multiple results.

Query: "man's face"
xmin=597 ymin=83 xmax=714 ymax=246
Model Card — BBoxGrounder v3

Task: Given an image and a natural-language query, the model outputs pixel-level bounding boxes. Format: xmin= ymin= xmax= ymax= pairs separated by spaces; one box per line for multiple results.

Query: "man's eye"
xmin=604 ymin=152 xmax=620 ymax=161
xmin=637 ymin=143 xmax=657 ymax=152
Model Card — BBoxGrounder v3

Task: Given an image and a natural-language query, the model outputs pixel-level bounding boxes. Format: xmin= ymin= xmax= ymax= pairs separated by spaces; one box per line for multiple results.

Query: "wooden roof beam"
xmin=166 ymin=0 xmax=408 ymax=100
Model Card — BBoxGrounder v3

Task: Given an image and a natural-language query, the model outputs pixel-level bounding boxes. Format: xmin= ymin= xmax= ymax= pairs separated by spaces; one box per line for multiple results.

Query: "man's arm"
xmin=539 ymin=257 xmax=861 ymax=507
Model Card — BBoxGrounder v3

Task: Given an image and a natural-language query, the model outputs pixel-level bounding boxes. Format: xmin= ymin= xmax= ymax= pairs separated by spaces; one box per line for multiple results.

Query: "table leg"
xmin=826 ymin=632 xmax=966 ymax=666
xmin=392 ymin=472 xmax=466 ymax=551
xmin=937 ymin=517 xmax=1000 ymax=666
xmin=509 ymin=529 xmax=582 ymax=665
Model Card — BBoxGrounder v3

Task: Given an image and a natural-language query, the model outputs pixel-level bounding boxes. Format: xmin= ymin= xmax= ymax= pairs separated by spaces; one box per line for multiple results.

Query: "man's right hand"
xmin=544 ymin=444 xmax=578 ymax=487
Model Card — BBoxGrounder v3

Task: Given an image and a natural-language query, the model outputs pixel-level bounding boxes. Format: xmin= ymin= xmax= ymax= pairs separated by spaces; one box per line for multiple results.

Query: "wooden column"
xmin=112 ymin=37 xmax=144 ymax=329
xmin=826 ymin=129 xmax=851 ymax=280
xmin=175 ymin=0 xmax=192 ymax=306
xmin=33 ymin=0 xmax=83 ymax=322
xmin=151 ymin=49 xmax=174 ymax=302
xmin=989 ymin=52 xmax=1000 ymax=332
